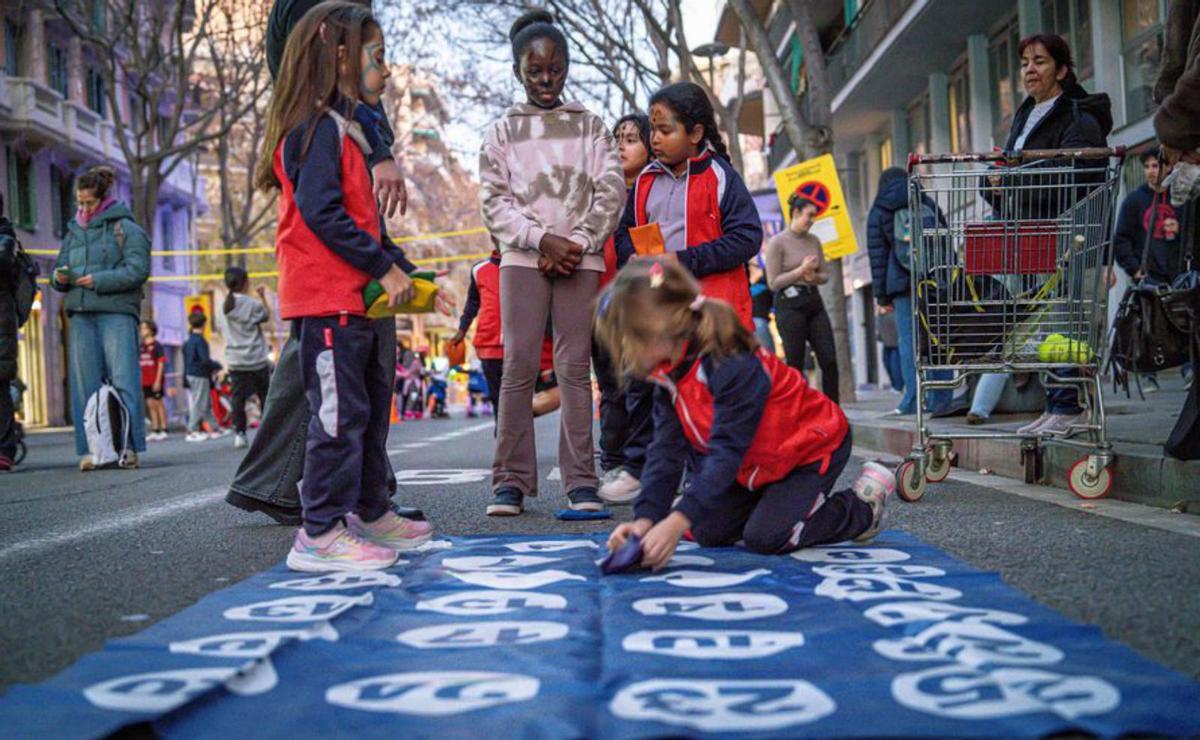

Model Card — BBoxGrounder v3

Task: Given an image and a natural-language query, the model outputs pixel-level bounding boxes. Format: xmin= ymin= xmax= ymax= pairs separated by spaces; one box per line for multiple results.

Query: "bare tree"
xmin=730 ymin=0 xmax=855 ymax=403
xmin=52 ymin=0 xmax=267 ymax=234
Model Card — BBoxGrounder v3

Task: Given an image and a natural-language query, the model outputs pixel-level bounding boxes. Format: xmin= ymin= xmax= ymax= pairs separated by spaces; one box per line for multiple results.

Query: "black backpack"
xmin=1 ymin=233 xmax=39 ymax=328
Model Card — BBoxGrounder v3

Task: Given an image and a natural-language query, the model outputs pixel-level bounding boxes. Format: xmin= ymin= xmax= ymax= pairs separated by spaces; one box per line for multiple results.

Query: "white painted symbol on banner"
xmin=447 ymin=569 xmax=586 ymax=590
xmin=393 ymin=469 xmax=491 ymax=486
xmin=223 ymin=593 xmax=373 ymax=622
xmin=812 ymin=563 xmax=946 ymax=578
xmin=874 ymin=621 xmax=1064 ymax=667
xmin=666 ymin=554 xmax=716 ymax=567
xmin=640 ymin=569 xmax=771 ymax=589
xmin=224 ymin=658 xmax=279 ymax=696
xmin=169 ymin=622 xmax=338 ymax=658
xmin=815 ymin=575 xmax=961 ymax=602
xmin=623 ymin=630 xmax=805 ymax=659
xmin=504 ymin=540 xmax=600 ymax=553
xmin=610 ymin=679 xmax=836 ymax=731
xmin=441 ymin=555 xmax=560 ymax=571
xmin=416 ymin=590 xmax=567 ymax=616
xmin=674 ymin=541 xmax=700 ymax=552
xmin=893 ymin=665 xmax=1121 ymax=720
xmin=84 ymin=668 xmax=242 ymax=712
xmin=269 ymin=572 xmax=402 ymax=591
xmin=792 ymin=547 xmax=911 ymax=563
xmin=327 ymin=671 xmax=539 ymax=715
xmin=632 ymin=593 xmax=787 ymax=622
xmin=397 ymin=621 xmax=568 ymax=649
xmin=864 ymin=601 xmax=1029 ymax=629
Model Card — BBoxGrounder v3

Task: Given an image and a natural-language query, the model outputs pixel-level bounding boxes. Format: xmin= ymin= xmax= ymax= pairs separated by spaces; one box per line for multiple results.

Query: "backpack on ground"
xmin=84 ymin=381 xmax=133 ymax=468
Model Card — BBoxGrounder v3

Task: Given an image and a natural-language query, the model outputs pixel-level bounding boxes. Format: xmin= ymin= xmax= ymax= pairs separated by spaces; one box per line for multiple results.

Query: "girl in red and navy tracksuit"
xmin=597 ymin=259 xmax=896 ymax=570
xmin=453 ymin=247 xmax=504 ymax=420
xmin=256 ymin=5 xmax=430 ymax=573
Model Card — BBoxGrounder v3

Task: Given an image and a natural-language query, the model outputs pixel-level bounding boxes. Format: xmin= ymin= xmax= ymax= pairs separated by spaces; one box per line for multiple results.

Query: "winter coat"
xmin=183 ymin=332 xmax=221 ymax=379
xmin=1153 ymin=0 xmax=1200 ymax=151
xmin=1113 ymin=184 xmax=1185 ymax=283
xmin=52 ymin=201 xmax=150 ymax=320
xmin=0 ymin=217 xmax=18 ymax=380
xmin=866 ymin=172 xmax=922 ymax=304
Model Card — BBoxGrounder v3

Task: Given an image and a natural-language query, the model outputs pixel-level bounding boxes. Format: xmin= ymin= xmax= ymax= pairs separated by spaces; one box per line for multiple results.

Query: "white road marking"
xmin=852 ymin=446 xmax=1200 ymax=540
xmin=0 ymin=486 xmax=226 ymax=564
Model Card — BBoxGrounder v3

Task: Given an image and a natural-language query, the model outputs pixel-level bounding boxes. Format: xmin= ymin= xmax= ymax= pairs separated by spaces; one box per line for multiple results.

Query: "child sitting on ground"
xmin=597 ymin=259 xmax=896 ymax=570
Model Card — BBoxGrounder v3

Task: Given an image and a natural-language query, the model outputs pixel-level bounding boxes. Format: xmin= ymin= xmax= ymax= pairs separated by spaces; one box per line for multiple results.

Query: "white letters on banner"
xmin=440 ymin=555 xmax=560 ymax=571
xmin=504 ymin=541 xmax=599 ymax=553
xmin=397 ymin=621 xmax=569 ymax=649
xmin=169 ymin=623 xmax=338 ymax=658
xmin=812 ymin=563 xmax=946 ymax=578
xmin=447 ymin=569 xmax=586 ymax=590
xmin=610 ymin=679 xmax=836 ymax=731
xmin=814 ymin=574 xmax=962 ymax=602
xmin=632 ymin=593 xmax=788 ymax=622
xmin=416 ymin=590 xmax=567 ymax=616
xmin=269 ymin=572 xmax=401 ymax=591
xmin=863 ymin=601 xmax=1028 ymax=628
xmin=893 ymin=665 xmax=1121 ymax=720
xmin=874 ymin=621 xmax=1065 ymax=667
xmin=327 ymin=671 xmax=539 ymax=715
xmin=84 ymin=665 xmax=263 ymax=712
xmin=792 ymin=546 xmax=911 ymax=563
xmin=622 ymin=630 xmax=805 ymax=660
xmin=223 ymin=593 xmax=373 ymax=622
xmin=640 ymin=569 xmax=771 ymax=589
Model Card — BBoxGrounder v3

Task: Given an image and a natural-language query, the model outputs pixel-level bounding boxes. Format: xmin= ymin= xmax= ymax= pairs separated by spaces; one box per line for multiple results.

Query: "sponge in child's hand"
xmin=363 ymin=271 xmax=439 ymax=318
xmin=600 ymin=534 xmax=644 ymax=575
xmin=555 ymin=509 xmax=612 ymax=521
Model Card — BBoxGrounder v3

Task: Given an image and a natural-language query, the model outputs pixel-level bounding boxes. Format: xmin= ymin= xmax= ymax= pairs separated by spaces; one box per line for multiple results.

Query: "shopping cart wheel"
xmin=926 ymin=443 xmax=953 ymax=483
xmin=896 ymin=460 xmax=927 ymax=502
xmin=1068 ymin=457 xmax=1112 ymax=499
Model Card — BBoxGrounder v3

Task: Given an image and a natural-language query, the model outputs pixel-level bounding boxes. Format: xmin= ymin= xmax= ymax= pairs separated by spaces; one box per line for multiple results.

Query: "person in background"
xmin=1153 ymin=0 xmax=1200 ymax=205
xmin=765 ymin=194 xmax=838 ymax=403
xmin=183 ymin=311 xmax=228 ymax=443
xmin=1115 ymin=149 xmax=1182 ymax=287
xmin=877 ymin=308 xmax=902 ymax=395
xmin=0 ymin=193 xmax=19 ymax=472
xmin=52 ymin=165 xmax=151 ymax=471
xmin=218 ymin=266 xmax=273 ymax=449
xmin=140 ymin=320 xmax=169 ymax=441
xmin=748 ymin=256 xmax=775 ymax=355
xmin=451 ymin=246 xmax=503 ymax=426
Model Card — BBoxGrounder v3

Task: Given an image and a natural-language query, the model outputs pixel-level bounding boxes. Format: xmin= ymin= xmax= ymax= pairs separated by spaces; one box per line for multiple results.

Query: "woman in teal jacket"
xmin=51 ymin=166 xmax=151 ymax=469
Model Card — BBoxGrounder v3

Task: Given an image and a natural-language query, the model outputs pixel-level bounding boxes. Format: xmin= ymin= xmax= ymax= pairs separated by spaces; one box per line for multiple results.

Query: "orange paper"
xmin=630 ymin=223 xmax=666 ymax=256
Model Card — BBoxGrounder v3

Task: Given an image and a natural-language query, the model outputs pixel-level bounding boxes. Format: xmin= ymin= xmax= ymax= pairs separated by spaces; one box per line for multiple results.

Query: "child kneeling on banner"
xmin=598 ymin=259 xmax=896 ymax=569
xmin=257 ymin=3 xmax=432 ymax=572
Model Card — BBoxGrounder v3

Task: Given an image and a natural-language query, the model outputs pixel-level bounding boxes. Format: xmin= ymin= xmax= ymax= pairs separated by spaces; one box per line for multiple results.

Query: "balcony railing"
xmin=825 ymin=0 xmax=916 ymax=94
xmin=2 ymin=77 xmax=69 ymax=144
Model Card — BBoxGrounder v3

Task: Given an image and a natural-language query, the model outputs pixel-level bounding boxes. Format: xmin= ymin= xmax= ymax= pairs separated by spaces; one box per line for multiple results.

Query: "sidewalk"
xmin=845 ymin=374 xmax=1199 ymax=513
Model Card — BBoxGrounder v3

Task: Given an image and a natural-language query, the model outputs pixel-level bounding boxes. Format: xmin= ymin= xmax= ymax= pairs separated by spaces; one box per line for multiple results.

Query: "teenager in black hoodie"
xmin=1114 ymin=149 xmax=1183 ymax=285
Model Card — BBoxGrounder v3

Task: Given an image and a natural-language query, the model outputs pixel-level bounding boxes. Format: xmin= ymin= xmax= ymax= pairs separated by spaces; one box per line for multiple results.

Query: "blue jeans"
xmin=753 ymin=317 xmax=775 ymax=355
xmin=1046 ymin=367 xmax=1084 ymax=415
xmin=969 ymin=373 xmax=1008 ymax=420
xmin=69 ymin=312 xmax=146 ymax=456
xmin=882 ymin=346 xmax=903 ymax=392
xmin=892 ymin=294 xmax=951 ymax=415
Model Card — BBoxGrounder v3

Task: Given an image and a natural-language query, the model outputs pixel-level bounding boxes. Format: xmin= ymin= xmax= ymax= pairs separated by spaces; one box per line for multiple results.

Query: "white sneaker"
xmin=185 ymin=431 xmax=208 ymax=443
xmin=1016 ymin=411 xmax=1054 ymax=436
xmin=1037 ymin=410 xmax=1089 ymax=437
xmin=209 ymin=428 xmax=232 ymax=440
xmin=600 ymin=467 xmax=624 ymax=487
xmin=852 ymin=462 xmax=896 ymax=543
xmin=599 ymin=469 xmax=641 ymax=504
xmin=234 ymin=433 xmax=248 ymax=449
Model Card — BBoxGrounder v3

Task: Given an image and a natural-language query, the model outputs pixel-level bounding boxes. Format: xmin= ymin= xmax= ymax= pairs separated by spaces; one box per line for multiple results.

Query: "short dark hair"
xmin=141 ymin=319 xmax=158 ymax=336
xmin=1017 ymin=34 xmax=1077 ymax=88
xmin=509 ymin=9 xmax=569 ymax=66
xmin=1139 ymin=147 xmax=1161 ymax=164
xmin=188 ymin=311 xmax=207 ymax=330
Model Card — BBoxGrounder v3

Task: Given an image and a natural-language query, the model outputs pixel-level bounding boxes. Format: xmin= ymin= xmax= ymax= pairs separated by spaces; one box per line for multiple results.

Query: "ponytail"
xmin=223 ymin=266 xmax=248 ymax=315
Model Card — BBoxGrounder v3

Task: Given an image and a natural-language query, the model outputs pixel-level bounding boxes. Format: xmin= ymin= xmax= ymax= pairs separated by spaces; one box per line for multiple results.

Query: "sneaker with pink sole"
xmin=346 ymin=511 xmax=434 ymax=550
xmin=286 ymin=522 xmax=399 ymax=572
xmin=853 ymin=461 xmax=896 ymax=543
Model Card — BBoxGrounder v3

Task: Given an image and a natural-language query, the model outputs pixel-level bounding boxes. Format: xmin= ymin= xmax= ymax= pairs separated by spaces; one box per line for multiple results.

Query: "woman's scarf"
xmin=76 ymin=196 xmax=116 ymax=228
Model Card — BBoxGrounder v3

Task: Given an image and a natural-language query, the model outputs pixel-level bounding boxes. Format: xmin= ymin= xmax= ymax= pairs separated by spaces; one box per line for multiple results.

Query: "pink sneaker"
xmin=852 ymin=462 xmax=896 ymax=543
xmin=286 ymin=523 xmax=399 ymax=573
xmin=346 ymin=511 xmax=434 ymax=550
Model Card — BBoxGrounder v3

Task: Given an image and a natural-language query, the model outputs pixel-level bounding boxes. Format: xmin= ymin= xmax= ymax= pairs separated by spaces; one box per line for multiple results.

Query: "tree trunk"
xmin=730 ymin=0 xmax=857 ymax=403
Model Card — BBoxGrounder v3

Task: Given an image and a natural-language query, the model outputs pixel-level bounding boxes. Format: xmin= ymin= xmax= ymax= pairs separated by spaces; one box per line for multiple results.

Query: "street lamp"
xmin=690 ymin=42 xmax=730 ymax=90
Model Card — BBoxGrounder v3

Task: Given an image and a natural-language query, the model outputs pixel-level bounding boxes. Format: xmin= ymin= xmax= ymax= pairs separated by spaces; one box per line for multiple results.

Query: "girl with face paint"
xmin=478 ymin=9 xmax=626 ymax=517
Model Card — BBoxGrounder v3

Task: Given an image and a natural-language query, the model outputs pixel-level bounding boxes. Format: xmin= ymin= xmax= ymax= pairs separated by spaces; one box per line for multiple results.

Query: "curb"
xmin=849 ymin=415 xmax=1200 ymax=513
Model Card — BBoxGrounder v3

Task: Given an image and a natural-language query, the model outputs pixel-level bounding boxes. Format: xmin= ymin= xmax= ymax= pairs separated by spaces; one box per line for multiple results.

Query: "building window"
xmin=949 ymin=62 xmax=971 ymax=152
xmin=4 ymin=18 xmax=20 ymax=76
xmin=159 ymin=210 xmax=174 ymax=270
xmin=1121 ymin=0 xmax=1165 ymax=121
xmin=6 ymin=147 xmax=37 ymax=231
xmin=1041 ymin=0 xmax=1093 ymax=82
xmin=906 ymin=94 xmax=930 ymax=157
xmin=48 ymin=42 xmax=69 ymax=98
xmin=989 ymin=19 xmax=1021 ymax=146
xmin=86 ymin=68 xmax=106 ymax=116
xmin=50 ymin=165 xmax=74 ymax=238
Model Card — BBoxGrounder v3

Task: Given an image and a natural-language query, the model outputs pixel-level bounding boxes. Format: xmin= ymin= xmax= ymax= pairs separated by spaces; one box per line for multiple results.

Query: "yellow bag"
xmin=363 ymin=277 xmax=438 ymax=318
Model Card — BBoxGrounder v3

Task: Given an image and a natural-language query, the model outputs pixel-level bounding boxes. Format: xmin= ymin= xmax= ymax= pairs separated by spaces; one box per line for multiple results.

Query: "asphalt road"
xmin=1 ymin=411 xmax=1198 ymax=693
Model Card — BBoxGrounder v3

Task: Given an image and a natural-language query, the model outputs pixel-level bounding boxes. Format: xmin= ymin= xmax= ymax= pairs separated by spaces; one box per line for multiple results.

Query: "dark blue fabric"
xmin=4 ymin=532 xmax=1198 ymax=738
xmin=282 ymin=115 xmax=393 ymax=280
xmin=619 ymin=378 xmax=654 ymax=479
xmin=866 ymin=174 xmax=915 ymax=304
xmin=182 ymin=332 xmax=220 ymax=378
xmin=1113 ymin=184 xmax=1183 ymax=283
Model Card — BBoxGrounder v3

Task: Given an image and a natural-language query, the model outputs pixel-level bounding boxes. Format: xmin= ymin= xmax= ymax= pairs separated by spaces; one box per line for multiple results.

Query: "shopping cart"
xmin=898 ymin=146 xmax=1125 ymax=501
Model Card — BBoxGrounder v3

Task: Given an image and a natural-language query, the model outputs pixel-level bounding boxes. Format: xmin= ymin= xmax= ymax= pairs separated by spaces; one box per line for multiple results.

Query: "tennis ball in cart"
xmin=1037 ymin=333 xmax=1092 ymax=363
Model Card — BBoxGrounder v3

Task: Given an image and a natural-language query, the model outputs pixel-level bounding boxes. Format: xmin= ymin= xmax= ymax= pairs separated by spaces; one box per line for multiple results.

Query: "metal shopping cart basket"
xmin=897 ymin=147 xmax=1125 ymax=501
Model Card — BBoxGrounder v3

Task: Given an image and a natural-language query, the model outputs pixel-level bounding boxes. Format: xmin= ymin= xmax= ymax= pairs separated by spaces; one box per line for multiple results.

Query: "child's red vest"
xmin=653 ymin=347 xmax=848 ymax=491
xmin=631 ymin=153 xmax=754 ymax=329
xmin=273 ymin=112 xmax=380 ymax=320
xmin=471 ymin=257 xmax=503 ymax=360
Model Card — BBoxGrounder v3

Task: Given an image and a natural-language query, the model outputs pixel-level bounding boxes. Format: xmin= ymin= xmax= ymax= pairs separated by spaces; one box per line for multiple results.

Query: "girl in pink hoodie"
xmin=478 ymin=9 xmax=626 ymax=517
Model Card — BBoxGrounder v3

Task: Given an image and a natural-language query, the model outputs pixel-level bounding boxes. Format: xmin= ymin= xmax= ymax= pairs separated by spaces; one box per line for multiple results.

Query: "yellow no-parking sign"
xmin=773 ymin=153 xmax=858 ymax=260
xmin=184 ymin=294 xmax=212 ymax=340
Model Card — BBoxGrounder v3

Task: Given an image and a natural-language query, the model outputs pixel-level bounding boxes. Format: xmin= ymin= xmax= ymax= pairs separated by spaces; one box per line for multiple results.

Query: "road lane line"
xmin=0 ymin=487 xmax=226 ymax=564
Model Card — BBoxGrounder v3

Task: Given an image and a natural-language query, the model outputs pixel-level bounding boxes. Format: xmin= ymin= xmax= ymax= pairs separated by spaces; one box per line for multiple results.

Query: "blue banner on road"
xmin=3 ymin=531 xmax=1199 ymax=738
